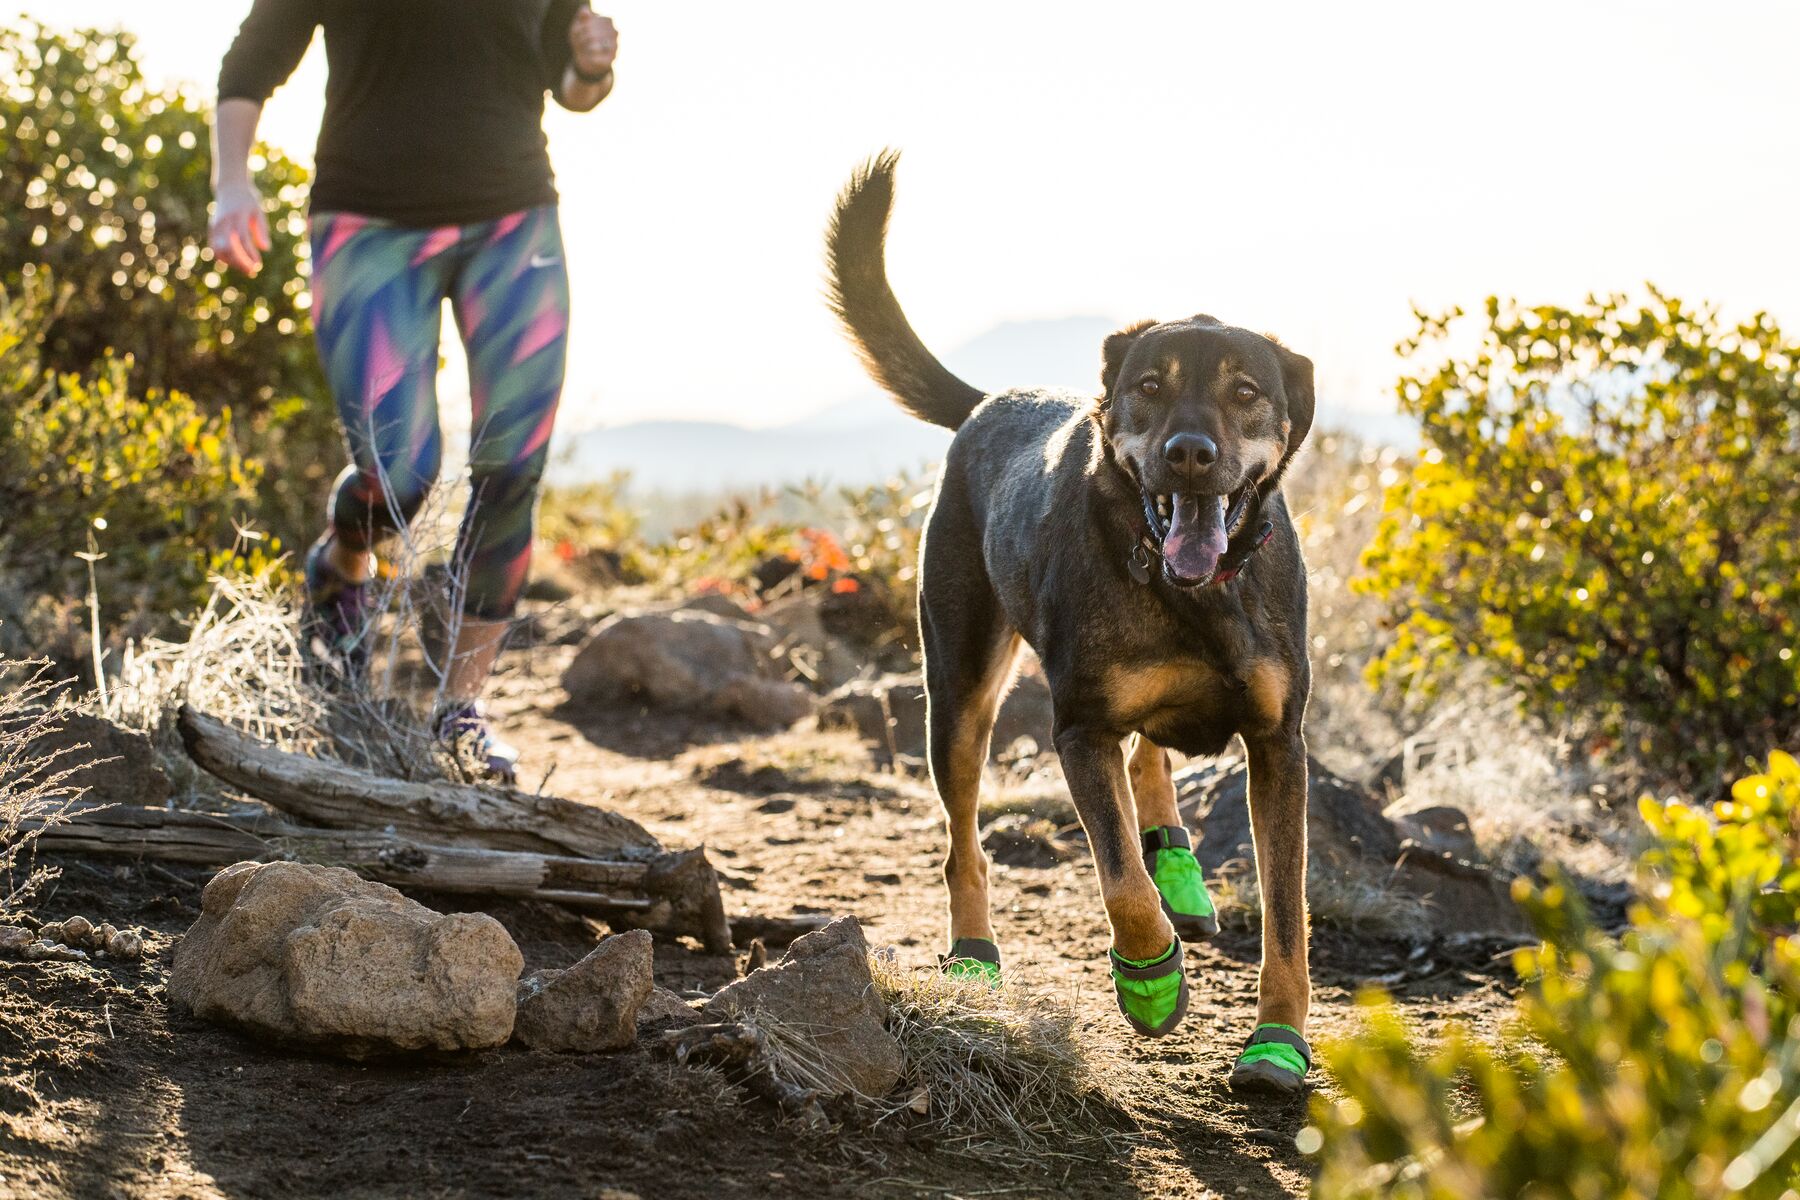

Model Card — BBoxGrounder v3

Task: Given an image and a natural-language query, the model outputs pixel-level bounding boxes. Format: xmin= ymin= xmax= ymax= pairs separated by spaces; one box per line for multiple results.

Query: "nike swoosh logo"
xmin=529 ymin=253 xmax=562 ymax=268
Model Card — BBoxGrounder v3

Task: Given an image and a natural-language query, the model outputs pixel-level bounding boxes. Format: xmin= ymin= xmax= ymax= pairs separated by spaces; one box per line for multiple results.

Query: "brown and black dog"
xmin=826 ymin=153 xmax=1317 ymax=1093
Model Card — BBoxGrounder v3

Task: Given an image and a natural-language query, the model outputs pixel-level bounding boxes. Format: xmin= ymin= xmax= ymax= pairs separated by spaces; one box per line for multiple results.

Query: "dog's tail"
xmin=826 ymin=151 xmax=985 ymax=431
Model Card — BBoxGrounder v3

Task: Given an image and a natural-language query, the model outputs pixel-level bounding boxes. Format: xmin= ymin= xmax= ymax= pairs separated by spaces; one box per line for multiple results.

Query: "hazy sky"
xmin=44 ymin=1 xmax=1800 ymax=434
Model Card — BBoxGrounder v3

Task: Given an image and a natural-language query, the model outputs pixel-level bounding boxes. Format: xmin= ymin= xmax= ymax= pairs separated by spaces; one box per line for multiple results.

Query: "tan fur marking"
xmin=1257 ymin=932 xmax=1312 ymax=1032
xmin=1245 ymin=660 xmax=1289 ymax=728
xmin=1104 ymin=662 xmax=1214 ymax=722
xmin=1100 ymin=870 xmax=1172 ymax=961
xmin=1126 ymin=734 xmax=1182 ymax=830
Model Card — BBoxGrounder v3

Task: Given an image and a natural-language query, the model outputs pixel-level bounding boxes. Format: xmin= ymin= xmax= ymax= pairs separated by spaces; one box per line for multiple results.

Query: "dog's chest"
xmin=1099 ymin=656 xmax=1289 ymax=754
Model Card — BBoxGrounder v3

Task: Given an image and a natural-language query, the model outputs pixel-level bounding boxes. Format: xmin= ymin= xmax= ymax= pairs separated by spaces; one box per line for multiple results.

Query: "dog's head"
xmin=1099 ymin=315 xmax=1314 ymax=586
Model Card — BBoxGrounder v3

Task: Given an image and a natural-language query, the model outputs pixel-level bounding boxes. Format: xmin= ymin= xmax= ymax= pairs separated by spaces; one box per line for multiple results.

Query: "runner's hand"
xmin=570 ymin=10 xmax=618 ymax=77
xmin=209 ymin=181 xmax=271 ymax=276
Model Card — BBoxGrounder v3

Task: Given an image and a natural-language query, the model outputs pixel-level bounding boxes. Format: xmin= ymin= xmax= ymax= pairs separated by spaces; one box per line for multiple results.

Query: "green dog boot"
xmin=1142 ymin=826 xmax=1219 ymax=940
xmin=939 ymin=937 xmax=1002 ymax=986
xmin=1229 ymin=1023 xmax=1312 ymax=1095
xmin=1109 ymin=938 xmax=1189 ymax=1037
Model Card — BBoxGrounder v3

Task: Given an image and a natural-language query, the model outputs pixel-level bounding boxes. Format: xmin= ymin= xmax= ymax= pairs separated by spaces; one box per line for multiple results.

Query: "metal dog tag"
xmin=1127 ymin=544 xmax=1153 ymax=585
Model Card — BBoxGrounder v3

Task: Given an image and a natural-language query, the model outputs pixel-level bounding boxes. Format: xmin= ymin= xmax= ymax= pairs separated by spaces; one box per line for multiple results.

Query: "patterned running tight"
xmin=308 ymin=205 xmax=569 ymax=621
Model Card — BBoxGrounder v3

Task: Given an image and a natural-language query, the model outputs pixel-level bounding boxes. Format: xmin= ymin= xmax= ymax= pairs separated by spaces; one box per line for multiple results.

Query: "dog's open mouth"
xmin=1142 ymin=484 xmax=1255 ymax=586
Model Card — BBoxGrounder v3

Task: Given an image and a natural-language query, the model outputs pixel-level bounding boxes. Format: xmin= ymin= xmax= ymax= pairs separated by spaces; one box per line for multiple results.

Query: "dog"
xmin=825 ymin=152 xmax=1317 ymax=1094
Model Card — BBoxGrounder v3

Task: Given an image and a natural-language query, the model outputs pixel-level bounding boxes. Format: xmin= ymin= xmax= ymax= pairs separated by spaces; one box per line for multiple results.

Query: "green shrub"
xmin=1308 ymin=751 xmax=1800 ymax=1198
xmin=0 ymin=282 xmax=262 ymax=636
xmin=1356 ymin=292 xmax=1800 ymax=791
xmin=0 ymin=20 xmax=339 ymax=548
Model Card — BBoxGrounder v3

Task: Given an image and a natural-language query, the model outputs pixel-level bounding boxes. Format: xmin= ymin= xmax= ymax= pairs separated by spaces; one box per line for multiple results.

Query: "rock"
xmin=637 ymin=986 xmax=702 ymax=1029
xmin=681 ymin=593 xmax=755 ymax=622
xmin=1176 ymin=757 xmax=1528 ymax=939
xmin=982 ymin=814 xmax=1075 ymax=869
xmin=169 ymin=861 xmax=522 ymax=1056
xmin=702 ymin=915 xmax=902 ymax=1099
xmin=0 ymin=925 xmax=31 ymax=953
xmin=513 ymin=930 xmax=654 ymax=1053
xmin=1392 ymin=805 xmax=1480 ymax=862
xmin=18 ymin=711 xmax=170 ymax=808
xmin=714 ymin=676 xmax=817 ymax=729
xmin=61 ymin=915 xmax=94 ymax=944
xmin=818 ymin=671 xmax=1053 ymax=763
xmin=561 ymin=609 xmax=814 ymax=731
xmin=757 ymin=592 xmax=864 ymax=691
xmin=25 ymin=940 xmax=86 ymax=962
xmin=106 ymin=929 xmax=144 ymax=960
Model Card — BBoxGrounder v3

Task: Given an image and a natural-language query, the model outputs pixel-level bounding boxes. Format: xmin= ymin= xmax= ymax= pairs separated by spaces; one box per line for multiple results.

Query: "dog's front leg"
xmin=1057 ymin=726 xmax=1187 ymax=1036
xmin=1229 ymin=730 xmax=1313 ymax=1093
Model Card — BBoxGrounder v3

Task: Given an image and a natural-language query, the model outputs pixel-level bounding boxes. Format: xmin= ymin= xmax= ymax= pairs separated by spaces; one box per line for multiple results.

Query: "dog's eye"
xmin=1234 ymin=382 xmax=1260 ymax=402
xmin=1137 ymin=377 xmax=1161 ymax=397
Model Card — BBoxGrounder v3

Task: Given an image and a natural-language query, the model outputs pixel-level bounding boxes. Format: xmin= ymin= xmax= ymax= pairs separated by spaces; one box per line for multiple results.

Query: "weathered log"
xmin=177 ymin=705 xmax=656 ymax=860
xmin=726 ymin=913 xmax=832 ymax=947
xmin=27 ymin=804 xmax=718 ymax=923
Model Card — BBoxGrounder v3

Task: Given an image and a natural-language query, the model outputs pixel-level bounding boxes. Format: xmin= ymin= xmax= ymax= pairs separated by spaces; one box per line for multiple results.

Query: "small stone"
xmin=107 ymin=930 xmax=144 ymax=960
xmin=62 ymin=916 xmax=94 ymax=944
xmin=636 ymin=987 xmax=702 ymax=1029
xmin=37 ymin=922 xmax=63 ymax=944
xmin=513 ymin=930 xmax=654 ymax=1052
xmin=703 ymin=916 xmax=903 ymax=1098
xmin=0 ymin=925 xmax=32 ymax=953
xmin=907 ymin=1086 xmax=930 ymax=1114
xmin=741 ymin=937 xmax=767 ymax=974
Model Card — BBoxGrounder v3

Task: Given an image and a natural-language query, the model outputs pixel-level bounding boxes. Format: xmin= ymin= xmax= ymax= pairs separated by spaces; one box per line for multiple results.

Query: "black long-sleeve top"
xmin=220 ymin=0 xmax=588 ymax=226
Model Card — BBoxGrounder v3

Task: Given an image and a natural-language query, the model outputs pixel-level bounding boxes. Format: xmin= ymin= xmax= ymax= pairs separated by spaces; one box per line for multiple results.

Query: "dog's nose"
xmin=1163 ymin=432 xmax=1219 ymax=475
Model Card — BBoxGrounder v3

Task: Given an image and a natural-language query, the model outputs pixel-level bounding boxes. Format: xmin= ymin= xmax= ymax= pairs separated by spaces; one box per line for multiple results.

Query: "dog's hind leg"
xmin=1128 ymin=735 xmax=1219 ymax=941
xmin=1057 ymin=728 xmax=1187 ymax=1035
xmin=920 ymin=552 xmax=1020 ymax=969
xmin=1126 ymin=734 xmax=1182 ymax=829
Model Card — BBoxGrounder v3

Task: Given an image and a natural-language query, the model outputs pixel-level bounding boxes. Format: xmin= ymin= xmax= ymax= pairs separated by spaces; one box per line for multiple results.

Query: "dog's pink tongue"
xmin=1162 ymin=493 xmax=1228 ymax=582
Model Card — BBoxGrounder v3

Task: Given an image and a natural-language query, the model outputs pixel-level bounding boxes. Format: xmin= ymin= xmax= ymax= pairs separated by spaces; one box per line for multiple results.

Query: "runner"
xmin=209 ymin=0 xmax=619 ymax=781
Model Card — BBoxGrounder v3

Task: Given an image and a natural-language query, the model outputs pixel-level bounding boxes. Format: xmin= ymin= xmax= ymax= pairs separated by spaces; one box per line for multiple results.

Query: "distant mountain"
xmin=551 ymin=315 xmax=1411 ymax=491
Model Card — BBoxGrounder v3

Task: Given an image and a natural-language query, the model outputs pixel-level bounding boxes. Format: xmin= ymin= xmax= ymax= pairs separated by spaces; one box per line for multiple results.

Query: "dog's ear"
xmin=1101 ymin=320 xmax=1157 ymax=397
xmin=1275 ymin=344 xmax=1315 ymax=453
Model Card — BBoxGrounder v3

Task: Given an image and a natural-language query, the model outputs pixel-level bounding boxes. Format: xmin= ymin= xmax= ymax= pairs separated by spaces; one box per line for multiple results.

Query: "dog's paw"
xmin=939 ymin=937 xmax=1002 ymax=988
xmin=1143 ymin=827 xmax=1220 ymax=942
xmin=1109 ymin=939 xmax=1189 ymax=1036
xmin=1228 ymin=1023 xmax=1311 ymax=1096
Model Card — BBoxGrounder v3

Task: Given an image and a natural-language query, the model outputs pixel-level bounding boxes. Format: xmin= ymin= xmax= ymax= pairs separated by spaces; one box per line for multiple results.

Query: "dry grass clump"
xmin=109 ymin=483 xmax=524 ymax=799
xmin=1391 ymin=698 xmax=1634 ymax=883
xmin=867 ymin=958 xmax=1139 ymax=1165
xmin=0 ymin=658 xmax=86 ymax=913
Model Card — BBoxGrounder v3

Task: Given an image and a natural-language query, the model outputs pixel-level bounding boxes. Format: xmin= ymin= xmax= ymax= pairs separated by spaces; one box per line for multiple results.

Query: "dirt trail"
xmin=0 ymin=674 xmax=1517 ymax=1200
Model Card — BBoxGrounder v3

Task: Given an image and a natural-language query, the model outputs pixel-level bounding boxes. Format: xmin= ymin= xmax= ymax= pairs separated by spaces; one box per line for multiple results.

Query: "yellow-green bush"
xmin=0 ymin=283 xmax=261 ymax=634
xmin=0 ymin=20 xmax=339 ymax=550
xmin=1309 ymin=751 xmax=1800 ymax=1198
xmin=1357 ymin=292 xmax=1800 ymax=790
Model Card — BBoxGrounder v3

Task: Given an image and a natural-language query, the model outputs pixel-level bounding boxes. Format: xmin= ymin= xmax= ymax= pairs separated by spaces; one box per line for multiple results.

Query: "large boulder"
xmin=561 ymin=608 xmax=814 ymax=731
xmin=818 ymin=671 xmax=1054 ymax=762
xmin=1176 ymin=757 xmax=1528 ymax=938
xmin=513 ymin=930 xmax=654 ymax=1052
xmin=702 ymin=915 xmax=901 ymax=1099
xmin=169 ymin=861 xmax=522 ymax=1057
